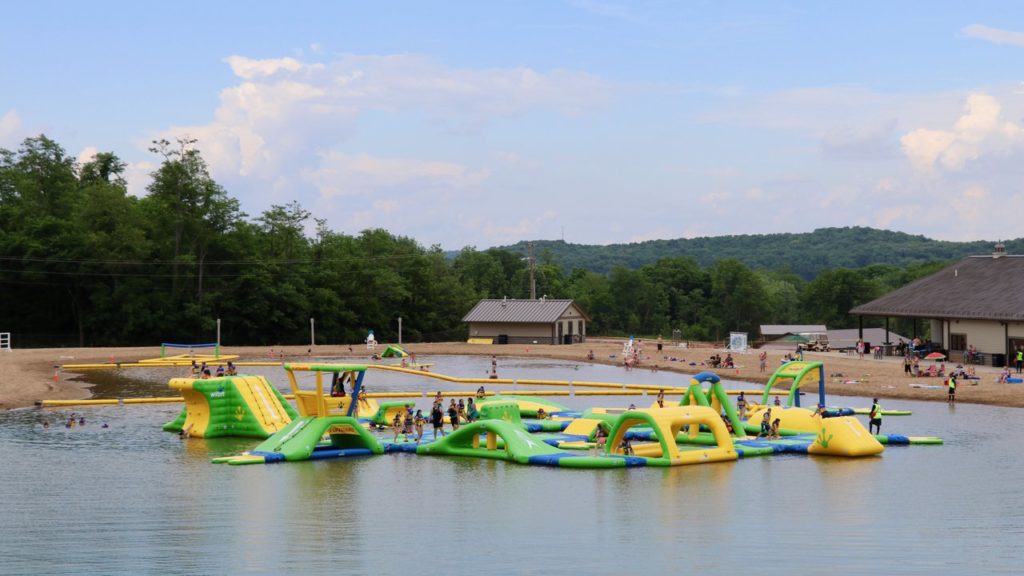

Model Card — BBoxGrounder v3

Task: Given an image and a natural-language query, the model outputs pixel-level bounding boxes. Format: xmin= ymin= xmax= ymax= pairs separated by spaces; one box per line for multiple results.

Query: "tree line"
xmin=1 ymin=135 xmax=940 ymax=348
xmin=501 ymin=228 xmax=1015 ymax=279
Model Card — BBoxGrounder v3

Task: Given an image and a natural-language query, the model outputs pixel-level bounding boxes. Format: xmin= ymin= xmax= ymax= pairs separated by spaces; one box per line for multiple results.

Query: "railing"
xmin=0 ymin=332 xmax=10 ymax=351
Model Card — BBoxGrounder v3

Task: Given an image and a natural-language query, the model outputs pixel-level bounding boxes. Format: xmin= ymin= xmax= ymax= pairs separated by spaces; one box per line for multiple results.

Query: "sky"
xmin=3 ymin=1 xmax=1024 ymax=249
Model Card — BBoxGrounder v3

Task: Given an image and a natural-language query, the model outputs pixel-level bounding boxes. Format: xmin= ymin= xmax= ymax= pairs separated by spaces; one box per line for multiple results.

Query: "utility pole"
xmin=529 ymin=242 xmax=536 ymax=300
xmin=398 ymin=317 xmax=403 ymax=345
xmin=310 ymin=318 xmax=315 ymax=347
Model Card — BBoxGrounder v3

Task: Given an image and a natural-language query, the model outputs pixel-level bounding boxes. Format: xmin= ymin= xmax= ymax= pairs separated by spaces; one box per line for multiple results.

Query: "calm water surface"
xmin=1 ymin=356 xmax=1020 ymax=575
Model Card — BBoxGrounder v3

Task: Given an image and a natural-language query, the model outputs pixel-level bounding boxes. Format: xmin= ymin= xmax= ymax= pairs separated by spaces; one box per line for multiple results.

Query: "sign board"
xmin=728 ymin=332 xmax=748 ymax=352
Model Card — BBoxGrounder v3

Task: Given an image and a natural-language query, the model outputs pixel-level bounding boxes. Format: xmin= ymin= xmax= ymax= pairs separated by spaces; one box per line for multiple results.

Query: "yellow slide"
xmin=232 ymin=376 xmax=292 ymax=434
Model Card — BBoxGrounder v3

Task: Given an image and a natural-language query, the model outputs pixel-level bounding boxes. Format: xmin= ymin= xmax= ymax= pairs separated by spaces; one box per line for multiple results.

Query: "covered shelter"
xmin=462 ymin=298 xmax=589 ymax=345
xmin=758 ymin=325 xmax=828 ymax=349
xmin=850 ymin=244 xmax=1024 ymax=366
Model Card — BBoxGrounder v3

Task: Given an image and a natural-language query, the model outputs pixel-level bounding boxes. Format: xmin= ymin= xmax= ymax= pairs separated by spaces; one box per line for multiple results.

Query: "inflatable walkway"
xmin=163 ymin=375 xmax=298 ymax=438
xmin=214 ymin=415 xmax=383 ymax=465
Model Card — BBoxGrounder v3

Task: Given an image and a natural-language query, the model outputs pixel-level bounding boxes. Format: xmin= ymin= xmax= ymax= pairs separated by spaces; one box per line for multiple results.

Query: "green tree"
xmin=800 ymin=268 xmax=881 ymax=328
xmin=708 ymin=259 xmax=768 ymax=339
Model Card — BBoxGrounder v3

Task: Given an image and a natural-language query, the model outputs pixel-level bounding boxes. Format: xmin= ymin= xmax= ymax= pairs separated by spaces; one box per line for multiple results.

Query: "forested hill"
xmin=501 ymin=228 xmax=1022 ymax=279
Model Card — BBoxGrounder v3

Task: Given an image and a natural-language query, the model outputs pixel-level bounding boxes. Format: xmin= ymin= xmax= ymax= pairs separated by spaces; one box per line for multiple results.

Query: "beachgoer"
xmin=457 ymin=399 xmax=466 ymax=421
xmin=414 ymin=410 xmax=425 ymax=443
xmin=536 ymin=407 xmax=547 ymax=420
xmin=628 ymin=404 xmax=637 ymax=410
xmin=392 ymin=413 xmax=403 ymax=442
xmin=593 ymin=425 xmax=608 ymax=454
xmin=403 ymin=410 xmax=414 ymax=441
xmin=226 ymin=361 xmax=237 ymax=376
xmin=1017 ymin=349 xmax=1023 ymax=374
xmin=201 ymin=369 xmax=212 ymax=379
xmin=759 ymin=351 xmax=767 ymax=373
xmin=759 ymin=408 xmax=772 ymax=438
xmin=773 ymin=395 xmax=781 ymax=407
xmin=42 ymin=420 xmax=50 ymax=429
xmin=619 ymin=437 xmax=634 ymax=456
xmin=869 ymin=398 xmax=882 ymax=434
xmin=948 ymin=374 xmax=957 ymax=403
xmin=431 ymin=404 xmax=445 ymax=437
xmin=467 ymin=398 xmax=479 ymax=422
xmin=657 ymin=335 xmax=663 ymax=352
xmin=813 ymin=403 xmax=827 ymax=418
xmin=656 ymin=389 xmax=665 ymax=409
xmin=448 ymin=400 xmax=460 ymax=430
xmin=736 ymin=392 xmax=748 ymax=420
xmin=476 ymin=386 xmax=486 ymax=399
xmin=903 ymin=355 xmax=912 ymax=375
xmin=769 ymin=418 xmax=781 ymax=440
xmin=215 ymin=365 xmax=225 ymax=377
xmin=587 ymin=350 xmax=595 ymax=361
xmin=190 ymin=361 xmax=200 ymax=376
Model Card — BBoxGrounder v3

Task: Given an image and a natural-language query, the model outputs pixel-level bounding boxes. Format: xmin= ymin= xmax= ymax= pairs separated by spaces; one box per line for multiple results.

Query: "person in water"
xmin=869 ymin=398 xmax=883 ymax=434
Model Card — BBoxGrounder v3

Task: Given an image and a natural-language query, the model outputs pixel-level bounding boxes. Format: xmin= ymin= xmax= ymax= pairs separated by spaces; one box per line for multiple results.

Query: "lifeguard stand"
xmin=0 ymin=332 xmax=10 ymax=351
xmin=365 ymin=329 xmax=377 ymax=351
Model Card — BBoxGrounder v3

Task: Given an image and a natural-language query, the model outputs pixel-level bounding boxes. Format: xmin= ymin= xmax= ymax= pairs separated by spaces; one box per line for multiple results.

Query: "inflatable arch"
xmin=760 ymin=361 xmax=825 ymax=408
xmin=677 ymin=371 xmax=746 ymax=438
xmin=605 ymin=406 xmax=737 ymax=466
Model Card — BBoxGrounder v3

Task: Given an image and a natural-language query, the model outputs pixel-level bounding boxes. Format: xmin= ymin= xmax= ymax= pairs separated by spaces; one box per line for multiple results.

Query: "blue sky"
xmin=3 ymin=1 xmax=1024 ymax=248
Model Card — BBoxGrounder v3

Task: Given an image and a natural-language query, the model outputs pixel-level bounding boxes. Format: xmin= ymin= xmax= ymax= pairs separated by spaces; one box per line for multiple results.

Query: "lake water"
xmin=1 ymin=356 xmax=1020 ymax=575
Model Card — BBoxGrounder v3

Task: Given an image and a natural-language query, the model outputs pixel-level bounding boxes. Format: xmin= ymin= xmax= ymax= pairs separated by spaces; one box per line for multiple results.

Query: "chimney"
xmin=994 ymin=242 xmax=1006 ymax=258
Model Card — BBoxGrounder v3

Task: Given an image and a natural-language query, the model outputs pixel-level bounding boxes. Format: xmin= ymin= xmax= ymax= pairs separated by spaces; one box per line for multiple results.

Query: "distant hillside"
xmin=499 ymin=227 xmax=1021 ymax=279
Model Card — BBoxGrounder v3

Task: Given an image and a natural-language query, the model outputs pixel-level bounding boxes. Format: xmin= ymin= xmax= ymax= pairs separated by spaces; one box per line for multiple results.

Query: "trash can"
xmin=991 ymin=353 xmax=1006 ymax=367
xmin=497 ymin=334 xmax=509 ymax=345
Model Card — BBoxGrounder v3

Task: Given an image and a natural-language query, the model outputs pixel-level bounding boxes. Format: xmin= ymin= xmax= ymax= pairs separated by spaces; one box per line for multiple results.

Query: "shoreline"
xmin=2 ymin=340 xmax=1022 ymax=410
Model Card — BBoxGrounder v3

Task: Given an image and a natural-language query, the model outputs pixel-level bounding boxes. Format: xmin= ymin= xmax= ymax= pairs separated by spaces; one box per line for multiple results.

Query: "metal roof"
xmin=462 ymin=299 xmax=588 ymax=324
xmin=760 ymin=324 xmax=828 ymax=336
xmin=850 ymin=255 xmax=1024 ymax=321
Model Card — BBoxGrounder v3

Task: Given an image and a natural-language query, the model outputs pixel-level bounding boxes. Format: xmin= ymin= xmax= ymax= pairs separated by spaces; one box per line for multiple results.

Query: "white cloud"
xmin=224 ymin=56 xmax=314 ymax=79
xmin=304 ymin=151 xmax=490 ymax=198
xmin=144 ymin=52 xmax=611 ymax=245
xmin=76 ymin=146 xmax=99 ymax=166
xmin=962 ymin=24 xmax=1024 ymax=48
xmin=900 ymin=92 xmax=1021 ymax=172
xmin=0 ymin=110 xmax=24 ymax=148
xmin=124 ymin=161 xmax=156 ymax=197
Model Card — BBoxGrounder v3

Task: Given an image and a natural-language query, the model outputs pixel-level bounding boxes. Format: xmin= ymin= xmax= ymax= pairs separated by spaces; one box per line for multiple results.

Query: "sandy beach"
xmin=2 ymin=339 xmax=1022 ymax=410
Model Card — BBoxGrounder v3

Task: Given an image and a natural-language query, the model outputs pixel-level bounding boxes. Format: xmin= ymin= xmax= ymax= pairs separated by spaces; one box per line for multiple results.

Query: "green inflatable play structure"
xmin=214 ymin=415 xmax=384 ymax=465
xmin=163 ymin=375 xmax=299 ymax=439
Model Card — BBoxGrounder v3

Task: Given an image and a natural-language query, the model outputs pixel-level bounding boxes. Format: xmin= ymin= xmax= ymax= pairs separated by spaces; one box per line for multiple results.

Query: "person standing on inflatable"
xmin=869 ymin=398 xmax=882 ymax=434
xmin=948 ymin=374 xmax=957 ymax=403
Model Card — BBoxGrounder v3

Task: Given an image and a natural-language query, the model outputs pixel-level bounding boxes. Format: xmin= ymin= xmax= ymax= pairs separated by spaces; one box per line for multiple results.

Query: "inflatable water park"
xmin=102 ymin=347 xmax=940 ymax=470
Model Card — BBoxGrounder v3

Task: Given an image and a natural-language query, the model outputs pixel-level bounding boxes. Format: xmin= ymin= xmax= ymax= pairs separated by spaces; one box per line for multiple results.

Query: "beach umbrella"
xmin=925 ymin=352 xmax=946 ymax=360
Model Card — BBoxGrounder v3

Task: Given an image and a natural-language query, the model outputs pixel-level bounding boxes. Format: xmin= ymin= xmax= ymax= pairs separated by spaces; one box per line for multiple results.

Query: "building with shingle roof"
xmin=462 ymin=298 xmax=589 ymax=345
xmin=850 ymin=243 xmax=1024 ymax=364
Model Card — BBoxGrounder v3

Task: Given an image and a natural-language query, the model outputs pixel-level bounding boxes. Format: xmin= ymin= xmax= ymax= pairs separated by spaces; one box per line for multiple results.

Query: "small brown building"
xmin=462 ymin=298 xmax=589 ymax=345
xmin=850 ymin=244 xmax=1024 ymax=365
